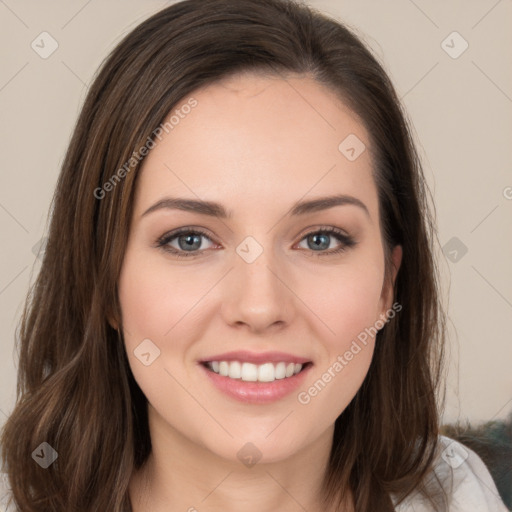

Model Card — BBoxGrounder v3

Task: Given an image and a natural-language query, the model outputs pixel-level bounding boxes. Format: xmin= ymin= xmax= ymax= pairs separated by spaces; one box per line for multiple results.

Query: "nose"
xmin=221 ymin=240 xmax=294 ymax=334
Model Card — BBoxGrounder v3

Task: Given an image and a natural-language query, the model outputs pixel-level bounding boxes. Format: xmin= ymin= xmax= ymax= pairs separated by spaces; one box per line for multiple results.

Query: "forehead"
xmin=134 ymin=72 xmax=378 ymax=220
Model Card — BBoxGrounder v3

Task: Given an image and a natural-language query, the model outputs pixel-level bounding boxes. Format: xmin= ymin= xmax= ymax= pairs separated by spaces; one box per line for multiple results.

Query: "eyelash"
xmin=155 ymin=226 xmax=357 ymax=259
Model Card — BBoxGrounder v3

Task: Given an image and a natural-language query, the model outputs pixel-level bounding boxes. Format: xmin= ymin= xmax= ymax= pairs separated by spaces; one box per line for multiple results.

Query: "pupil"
xmin=180 ymin=234 xmax=201 ymax=251
xmin=310 ymin=233 xmax=328 ymax=250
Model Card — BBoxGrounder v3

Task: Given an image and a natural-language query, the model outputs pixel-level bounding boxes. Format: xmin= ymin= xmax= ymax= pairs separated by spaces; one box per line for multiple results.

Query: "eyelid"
xmin=295 ymin=224 xmax=351 ymax=239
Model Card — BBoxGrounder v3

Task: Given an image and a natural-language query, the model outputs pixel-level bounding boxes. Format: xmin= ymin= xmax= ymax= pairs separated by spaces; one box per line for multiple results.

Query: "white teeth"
xmin=241 ymin=362 xmax=258 ymax=382
xmin=228 ymin=361 xmax=242 ymax=379
xmin=258 ymin=363 xmax=275 ymax=382
xmin=219 ymin=361 xmax=229 ymax=376
xmin=206 ymin=360 xmax=305 ymax=382
xmin=275 ymin=362 xmax=286 ymax=379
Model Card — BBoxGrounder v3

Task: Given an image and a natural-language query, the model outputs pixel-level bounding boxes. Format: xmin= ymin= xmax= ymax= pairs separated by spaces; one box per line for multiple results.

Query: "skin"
xmin=117 ymin=71 xmax=402 ymax=512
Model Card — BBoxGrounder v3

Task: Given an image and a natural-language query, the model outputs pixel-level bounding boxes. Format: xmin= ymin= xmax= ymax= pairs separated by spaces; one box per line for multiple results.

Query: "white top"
xmin=0 ymin=436 xmax=508 ymax=511
xmin=392 ymin=435 xmax=509 ymax=511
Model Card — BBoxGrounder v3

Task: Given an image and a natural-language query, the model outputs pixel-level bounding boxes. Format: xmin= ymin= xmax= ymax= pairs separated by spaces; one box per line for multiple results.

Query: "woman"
xmin=0 ymin=0 xmax=508 ymax=510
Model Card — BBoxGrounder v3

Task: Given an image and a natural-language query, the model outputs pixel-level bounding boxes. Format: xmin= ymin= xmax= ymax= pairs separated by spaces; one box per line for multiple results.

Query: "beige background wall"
xmin=0 ymin=0 xmax=511 ymax=426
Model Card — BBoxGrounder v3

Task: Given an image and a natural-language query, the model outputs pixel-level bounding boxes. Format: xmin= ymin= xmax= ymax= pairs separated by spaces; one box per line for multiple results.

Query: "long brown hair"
xmin=1 ymin=0 xmax=447 ymax=510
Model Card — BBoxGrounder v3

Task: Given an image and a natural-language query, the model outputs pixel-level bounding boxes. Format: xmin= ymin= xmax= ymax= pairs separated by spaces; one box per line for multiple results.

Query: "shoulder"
xmin=392 ymin=435 xmax=509 ymax=512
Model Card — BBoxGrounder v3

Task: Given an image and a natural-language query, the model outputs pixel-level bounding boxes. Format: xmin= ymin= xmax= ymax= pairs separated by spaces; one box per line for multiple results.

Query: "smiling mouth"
xmin=201 ymin=360 xmax=313 ymax=383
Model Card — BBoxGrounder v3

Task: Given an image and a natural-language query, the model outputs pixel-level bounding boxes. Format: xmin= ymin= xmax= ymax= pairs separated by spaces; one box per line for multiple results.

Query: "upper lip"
xmin=198 ymin=350 xmax=312 ymax=365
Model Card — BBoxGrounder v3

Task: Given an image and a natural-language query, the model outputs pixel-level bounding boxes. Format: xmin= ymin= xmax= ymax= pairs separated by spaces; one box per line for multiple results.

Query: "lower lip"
xmin=199 ymin=363 xmax=313 ymax=404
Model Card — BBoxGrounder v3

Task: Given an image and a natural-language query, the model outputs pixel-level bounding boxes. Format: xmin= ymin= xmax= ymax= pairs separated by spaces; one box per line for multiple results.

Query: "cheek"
xmin=306 ymin=256 xmax=385 ymax=345
xmin=296 ymin=254 xmax=384 ymax=409
xmin=117 ymin=251 xmax=204 ymax=402
xmin=118 ymin=250 xmax=203 ymax=344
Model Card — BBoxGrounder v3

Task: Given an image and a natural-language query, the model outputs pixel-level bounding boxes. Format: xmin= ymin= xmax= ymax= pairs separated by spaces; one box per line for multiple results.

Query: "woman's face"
xmin=118 ymin=72 xmax=401 ymax=464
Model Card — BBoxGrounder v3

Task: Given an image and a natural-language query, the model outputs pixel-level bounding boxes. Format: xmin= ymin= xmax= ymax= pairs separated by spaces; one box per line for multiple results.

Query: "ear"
xmin=107 ymin=311 xmax=119 ymax=331
xmin=379 ymin=244 xmax=402 ymax=315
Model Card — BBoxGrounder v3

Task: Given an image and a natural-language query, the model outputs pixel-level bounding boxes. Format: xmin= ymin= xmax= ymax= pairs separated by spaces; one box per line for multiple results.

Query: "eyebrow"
xmin=141 ymin=194 xmax=370 ymax=219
